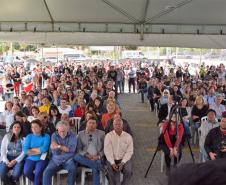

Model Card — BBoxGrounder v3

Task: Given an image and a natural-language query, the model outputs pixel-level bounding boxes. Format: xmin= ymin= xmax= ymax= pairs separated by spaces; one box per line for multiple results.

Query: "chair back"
xmin=70 ymin=117 xmax=81 ymax=134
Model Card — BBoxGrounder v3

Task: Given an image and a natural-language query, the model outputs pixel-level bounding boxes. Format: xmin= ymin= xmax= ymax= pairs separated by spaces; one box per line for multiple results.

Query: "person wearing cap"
xmin=204 ymin=112 xmax=226 ymax=160
xmin=210 ymin=94 xmax=226 ymax=121
xmin=199 ymin=109 xmax=220 ymax=162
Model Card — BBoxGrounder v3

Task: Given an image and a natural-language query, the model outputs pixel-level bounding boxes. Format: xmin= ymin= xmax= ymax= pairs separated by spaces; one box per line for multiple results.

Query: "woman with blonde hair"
xmin=191 ymin=95 xmax=209 ymax=129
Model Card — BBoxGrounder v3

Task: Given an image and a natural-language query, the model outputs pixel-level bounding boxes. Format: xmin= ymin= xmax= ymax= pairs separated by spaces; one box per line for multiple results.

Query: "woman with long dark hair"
xmin=49 ymin=105 xmax=61 ymax=126
xmin=161 ymin=112 xmax=184 ymax=174
xmin=0 ymin=121 xmax=25 ymax=185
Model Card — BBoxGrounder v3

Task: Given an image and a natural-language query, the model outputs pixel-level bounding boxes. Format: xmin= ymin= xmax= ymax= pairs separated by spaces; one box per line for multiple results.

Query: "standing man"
xmin=43 ymin=121 xmax=77 ymax=185
xmin=108 ymin=66 xmax=118 ymax=96
xmin=104 ymin=118 xmax=133 ymax=185
xmin=116 ymin=67 xmax=124 ymax=94
xmin=128 ymin=67 xmax=136 ymax=93
xmin=74 ymin=117 xmax=105 ymax=185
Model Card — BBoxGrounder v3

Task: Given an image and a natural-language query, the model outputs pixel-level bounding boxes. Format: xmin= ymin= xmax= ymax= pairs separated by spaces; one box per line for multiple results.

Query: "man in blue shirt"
xmin=43 ymin=121 xmax=77 ymax=185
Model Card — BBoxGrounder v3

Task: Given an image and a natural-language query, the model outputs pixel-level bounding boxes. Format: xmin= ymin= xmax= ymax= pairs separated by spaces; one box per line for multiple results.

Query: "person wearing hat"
xmin=199 ymin=109 xmax=220 ymax=162
xmin=0 ymin=121 xmax=25 ymax=185
xmin=205 ymin=111 xmax=226 ymax=160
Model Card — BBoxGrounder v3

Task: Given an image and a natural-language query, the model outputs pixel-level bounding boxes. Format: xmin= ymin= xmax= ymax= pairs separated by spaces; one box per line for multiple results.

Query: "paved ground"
xmin=0 ymin=93 xmax=199 ymax=185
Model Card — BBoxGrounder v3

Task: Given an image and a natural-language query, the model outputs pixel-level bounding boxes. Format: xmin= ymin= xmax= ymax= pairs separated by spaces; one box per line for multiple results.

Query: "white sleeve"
xmin=1 ymin=135 xmax=9 ymax=163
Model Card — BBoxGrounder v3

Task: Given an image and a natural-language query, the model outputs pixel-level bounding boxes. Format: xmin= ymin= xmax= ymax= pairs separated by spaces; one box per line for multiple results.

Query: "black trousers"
xmin=128 ymin=78 xmax=135 ymax=93
xmin=162 ymin=136 xmax=182 ymax=168
xmin=149 ymin=98 xmax=155 ymax=111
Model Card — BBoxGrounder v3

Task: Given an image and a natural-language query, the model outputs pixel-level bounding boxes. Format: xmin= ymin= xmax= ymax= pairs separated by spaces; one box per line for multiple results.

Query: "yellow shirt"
xmin=39 ymin=105 xmax=50 ymax=114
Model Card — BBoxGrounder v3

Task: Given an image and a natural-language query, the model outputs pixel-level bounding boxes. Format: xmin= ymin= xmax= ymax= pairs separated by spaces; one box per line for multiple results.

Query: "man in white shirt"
xmin=104 ymin=118 xmax=133 ymax=185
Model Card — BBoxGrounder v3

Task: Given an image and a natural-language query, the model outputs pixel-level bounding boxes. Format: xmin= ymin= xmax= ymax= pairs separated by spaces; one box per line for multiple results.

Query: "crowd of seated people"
xmin=0 ymin=62 xmax=134 ymax=185
xmin=146 ymin=63 xmax=226 ymax=175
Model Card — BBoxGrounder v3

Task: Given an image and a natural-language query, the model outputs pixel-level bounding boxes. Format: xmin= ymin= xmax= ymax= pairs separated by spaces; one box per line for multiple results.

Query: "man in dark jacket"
xmin=105 ymin=112 xmax=132 ymax=136
xmin=204 ymin=112 xmax=226 ymax=160
xmin=158 ymin=96 xmax=175 ymax=124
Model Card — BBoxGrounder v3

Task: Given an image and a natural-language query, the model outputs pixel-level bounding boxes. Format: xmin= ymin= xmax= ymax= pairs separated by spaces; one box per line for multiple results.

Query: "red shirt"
xmin=74 ymin=107 xmax=85 ymax=118
xmin=162 ymin=121 xmax=184 ymax=149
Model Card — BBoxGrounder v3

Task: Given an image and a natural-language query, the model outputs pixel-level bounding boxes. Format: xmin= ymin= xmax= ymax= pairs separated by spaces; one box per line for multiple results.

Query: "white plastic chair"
xmin=160 ymin=151 xmax=165 ymax=172
xmin=25 ymin=177 xmax=31 ymax=185
xmin=201 ymin=116 xmax=208 ymax=123
xmin=159 ymin=127 xmax=165 ymax=172
xmin=198 ymin=116 xmax=214 ymax=163
xmin=52 ymin=169 xmax=76 ymax=185
xmin=193 ymin=116 xmax=208 ymax=145
xmin=81 ymin=167 xmax=105 ymax=185
xmin=70 ymin=117 xmax=81 ymax=134
xmin=154 ymin=103 xmax=158 ymax=117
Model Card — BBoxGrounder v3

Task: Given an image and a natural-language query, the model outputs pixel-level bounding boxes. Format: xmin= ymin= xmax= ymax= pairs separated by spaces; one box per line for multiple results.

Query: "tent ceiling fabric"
xmin=0 ymin=0 xmax=226 ymax=48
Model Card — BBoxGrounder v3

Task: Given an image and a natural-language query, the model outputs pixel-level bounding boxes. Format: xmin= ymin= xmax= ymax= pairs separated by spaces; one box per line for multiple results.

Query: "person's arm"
xmin=204 ymin=130 xmax=215 ymax=158
xmin=162 ymin=122 xmax=173 ymax=149
xmin=123 ymin=120 xmax=133 ymax=136
xmin=15 ymin=139 xmax=25 ymax=163
xmin=104 ymin=133 xmax=115 ymax=165
xmin=76 ymin=132 xmax=86 ymax=156
xmin=1 ymin=135 xmax=9 ymax=163
xmin=98 ymin=132 xmax=105 ymax=158
xmin=67 ymin=134 xmax=77 ymax=153
xmin=191 ymin=106 xmax=199 ymax=120
xmin=50 ymin=133 xmax=60 ymax=152
xmin=39 ymin=134 xmax=50 ymax=154
xmin=121 ymin=135 xmax=133 ymax=164
xmin=23 ymin=134 xmax=31 ymax=155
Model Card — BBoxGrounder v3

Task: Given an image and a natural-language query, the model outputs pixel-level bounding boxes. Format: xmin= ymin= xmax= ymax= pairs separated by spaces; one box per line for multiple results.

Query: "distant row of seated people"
xmin=158 ymin=94 xmax=225 ymax=135
xmin=0 ymin=117 xmax=133 ymax=185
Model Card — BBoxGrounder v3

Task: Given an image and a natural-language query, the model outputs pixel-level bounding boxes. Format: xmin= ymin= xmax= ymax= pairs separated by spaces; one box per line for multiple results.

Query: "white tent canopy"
xmin=1 ymin=0 xmax=226 ymax=48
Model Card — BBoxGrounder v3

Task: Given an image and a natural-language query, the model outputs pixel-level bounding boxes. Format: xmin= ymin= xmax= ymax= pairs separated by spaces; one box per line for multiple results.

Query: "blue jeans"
xmin=23 ymin=159 xmax=48 ymax=185
xmin=0 ymin=157 xmax=24 ymax=184
xmin=43 ymin=159 xmax=76 ymax=185
xmin=74 ymin=155 xmax=102 ymax=185
xmin=116 ymin=81 xmax=123 ymax=93
xmin=184 ymin=120 xmax=191 ymax=136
